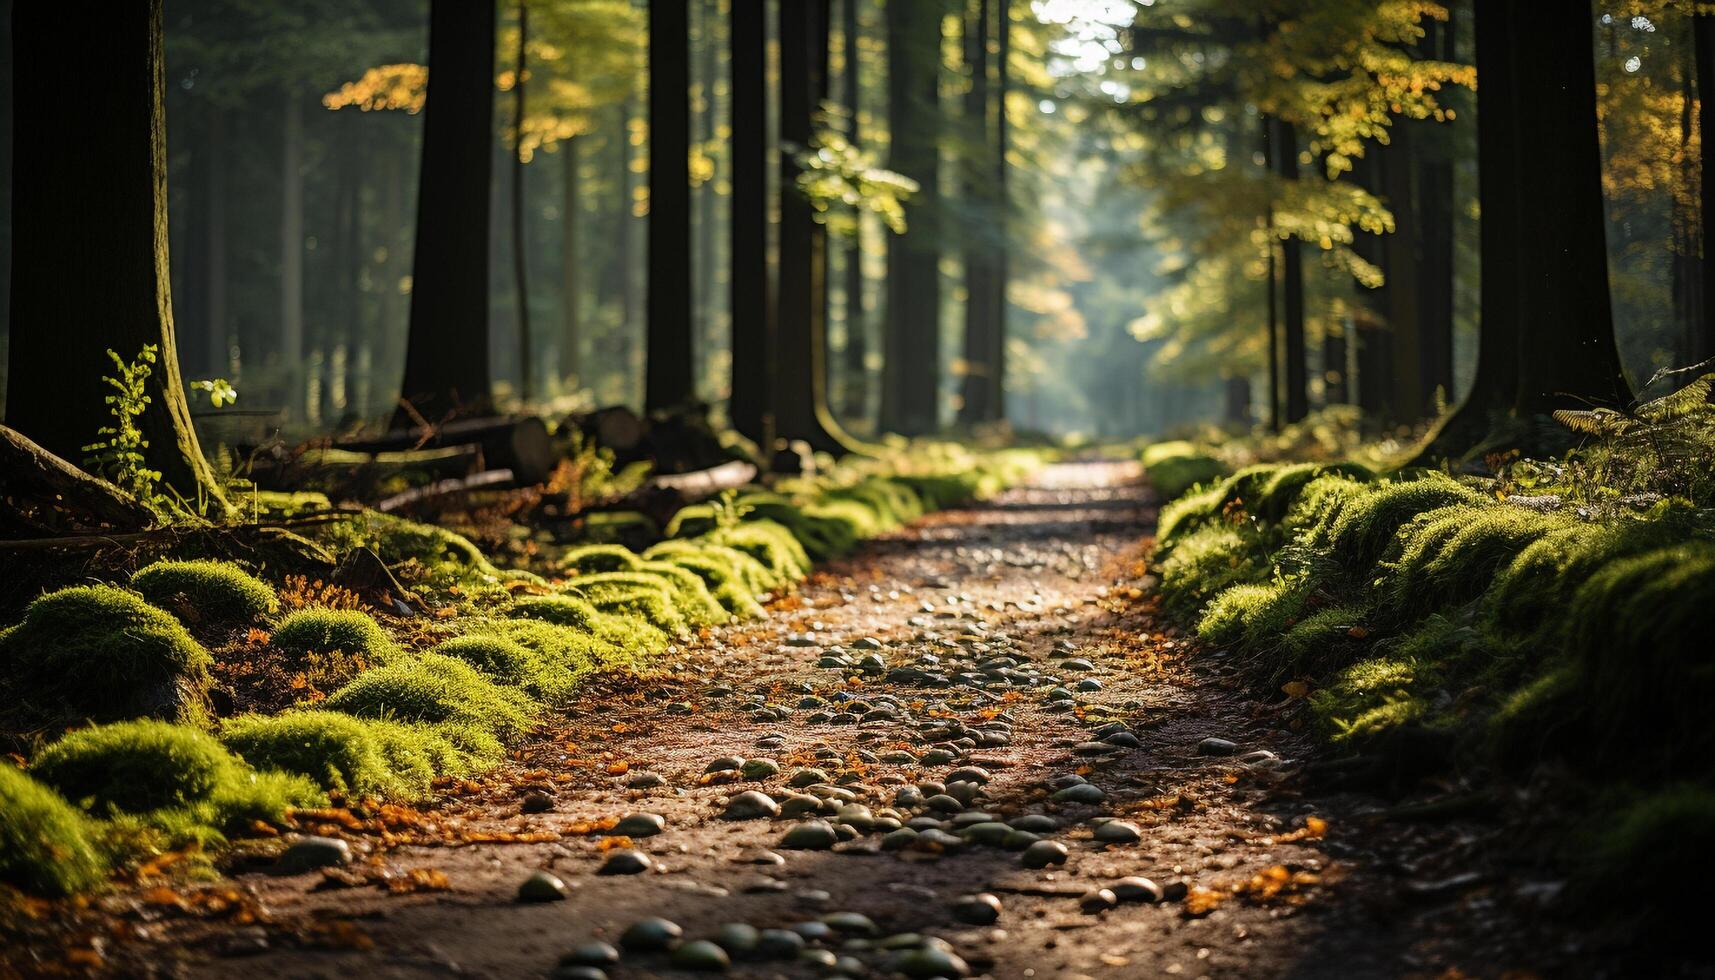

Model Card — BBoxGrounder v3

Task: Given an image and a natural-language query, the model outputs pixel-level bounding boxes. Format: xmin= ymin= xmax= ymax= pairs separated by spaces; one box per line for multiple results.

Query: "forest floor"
xmin=14 ymin=461 xmax=1586 ymax=979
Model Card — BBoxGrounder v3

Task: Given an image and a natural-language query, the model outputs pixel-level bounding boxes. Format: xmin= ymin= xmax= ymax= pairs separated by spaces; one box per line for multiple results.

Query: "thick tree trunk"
xmin=5 ymin=0 xmax=226 ymax=508
xmin=728 ymin=0 xmax=773 ymax=447
xmin=991 ymin=0 xmax=1010 ymax=423
xmin=560 ymin=136 xmax=582 ymax=384
xmin=775 ymin=0 xmax=849 ymax=454
xmin=645 ymin=0 xmax=694 ymax=414
xmin=1381 ymin=122 xmax=1424 ymax=423
xmin=1272 ymin=117 xmax=1309 ymax=424
xmin=957 ymin=0 xmax=995 ymax=428
xmin=1695 ymin=10 xmax=1715 ymax=367
xmin=1261 ymin=116 xmax=1281 ymax=432
xmin=0 ymin=425 xmax=157 ymax=536
xmin=1416 ymin=13 xmax=1456 ymax=410
xmin=840 ymin=0 xmax=868 ymax=423
xmin=880 ymin=0 xmax=944 ymax=436
xmin=281 ymin=92 xmax=306 ymax=417
xmin=393 ymin=0 xmax=497 ymax=428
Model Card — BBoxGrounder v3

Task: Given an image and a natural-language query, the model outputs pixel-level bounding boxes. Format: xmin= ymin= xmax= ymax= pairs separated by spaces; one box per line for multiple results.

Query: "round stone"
xmin=1104 ymin=731 xmax=1142 ymax=748
xmin=549 ymin=968 xmax=607 ymax=980
xmin=789 ymin=767 xmax=831 ymax=788
xmin=778 ymin=793 xmax=824 ymax=817
xmin=951 ymin=892 xmax=1002 ymax=925
xmin=898 ymin=946 xmax=971 ymax=978
xmin=561 ymin=942 xmax=620 ymax=967
xmin=1112 ymin=876 xmax=1165 ymax=903
xmin=780 ymin=820 xmax=839 ymax=850
xmin=881 ymin=828 xmax=920 ymax=850
xmin=790 ymin=920 xmax=833 ymax=942
xmin=822 ymin=911 xmax=878 ymax=936
xmin=620 ymin=917 xmax=683 ymax=952
xmin=1010 ymin=814 xmax=1059 ymax=833
xmin=705 ymin=755 xmax=746 ymax=773
xmin=926 ymin=794 xmax=964 ymax=813
xmin=741 ymin=758 xmax=780 ymax=780
xmin=945 ymin=766 xmax=990 ymax=785
xmin=1001 ymin=829 xmax=1041 ymax=850
xmin=1052 ymin=783 xmax=1106 ymax=804
xmin=757 ymin=928 xmax=806 ymax=959
xmin=960 ymin=822 xmax=1012 ymax=847
xmin=1079 ymin=888 xmax=1118 ymax=913
xmin=517 ymin=869 xmax=570 ymax=902
xmin=1021 ymin=840 xmax=1069 ymax=869
xmin=671 ymin=939 xmax=731 ymax=971
xmin=1197 ymin=737 xmax=1239 ymax=756
xmin=627 ymin=772 xmax=667 ymax=788
xmin=723 ymin=791 xmax=781 ymax=821
xmin=1093 ymin=820 xmax=1142 ymax=844
xmin=612 ymin=812 xmax=665 ymax=837
xmin=713 ymin=923 xmax=760 ymax=956
xmin=273 ymin=836 xmax=351 ymax=875
xmin=521 ymin=791 xmax=556 ymax=814
xmin=597 ymin=849 xmax=652 ymax=876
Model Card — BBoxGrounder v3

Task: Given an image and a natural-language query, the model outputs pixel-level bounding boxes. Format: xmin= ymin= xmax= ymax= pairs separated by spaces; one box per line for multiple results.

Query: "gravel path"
xmin=93 ymin=462 xmax=1552 ymax=978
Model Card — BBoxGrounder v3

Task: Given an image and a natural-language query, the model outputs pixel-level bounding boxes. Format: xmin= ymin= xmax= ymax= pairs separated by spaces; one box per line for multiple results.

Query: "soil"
xmin=3 ymin=462 xmax=1602 ymax=978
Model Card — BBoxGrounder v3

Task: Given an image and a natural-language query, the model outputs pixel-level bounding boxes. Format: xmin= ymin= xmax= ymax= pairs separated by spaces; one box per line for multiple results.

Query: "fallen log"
xmin=341 ymin=416 xmax=558 ymax=485
xmin=376 ymin=469 xmax=517 ymax=513
xmin=0 ymin=424 xmax=157 ymax=537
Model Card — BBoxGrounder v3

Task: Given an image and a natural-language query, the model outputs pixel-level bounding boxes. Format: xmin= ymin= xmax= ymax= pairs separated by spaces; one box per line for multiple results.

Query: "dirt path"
xmin=98 ymin=462 xmax=1548 ymax=978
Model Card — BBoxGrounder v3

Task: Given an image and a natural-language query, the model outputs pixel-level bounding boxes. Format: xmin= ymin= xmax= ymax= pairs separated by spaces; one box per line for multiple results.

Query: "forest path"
xmin=137 ymin=462 xmax=1500 ymax=978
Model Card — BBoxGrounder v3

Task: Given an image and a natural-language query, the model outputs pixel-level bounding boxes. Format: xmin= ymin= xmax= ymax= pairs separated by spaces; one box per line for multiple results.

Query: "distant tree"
xmin=839 ymin=0 xmax=869 ymax=423
xmin=880 ymin=0 xmax=946 ymax=436
xmin=645 ymin=0 xmax=694 ymax=414
xmin=6 ymin=0 xmax=227 ymax=508
xmin=728 ymin=0 xmax=774 ymax=447
xmin=392 ymin=0 xmax=497 ymax=427
xmin=957 ymin=0 xmax=997 ymax=428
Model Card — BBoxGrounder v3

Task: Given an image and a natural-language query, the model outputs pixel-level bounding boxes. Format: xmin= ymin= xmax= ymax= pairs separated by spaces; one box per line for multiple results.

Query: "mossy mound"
xmin=221 ymin=710 xmax=492 ymax=801
xmin=701 ymin=519 xmax=811 ymax=585
xmin=562 ymin=573 xmax=689 ymax=635
xmin=1155 ymin=525 xmax=1270 ymax=616
xmin=0 ymin=764 xmax=107 ymax=896
xmin=1379 ymin=505 xmax=1567 ymax=626
xmin=646 ymin=549 xmax=768 ymax=619
xmin=560 ymin=544 xmax=644 ymax=575
xmin=0 ymin=585 xmax=211 ymax=726
xmin=433 ymin=633 xmax=574 ymax=700
xmin=30 ymin=720 xmax=320 ymax=842
xmin=506 ymin=594 xmax=670 ymax=656
xmin=822 ymin=478 xmax=924 ymax=527
xmin=271 ymin=608 xmax=396 ymax=663
xmin=645 ymin=540 xmax=779 ymax=597
xmin=321 ymin=654 xmax=537 ymax=742
xmin=634 ymin=563 xmax=732 ymax=626
xmin=1141 ymin=441 xmax=1230 ymax=500
xmin=132 ymin=559 xmax=278 ymax=627
xmin=1324 ymin=474 xmax=1487 ymax=575
xmin=457 ymin=617 xmax=607 ymax=677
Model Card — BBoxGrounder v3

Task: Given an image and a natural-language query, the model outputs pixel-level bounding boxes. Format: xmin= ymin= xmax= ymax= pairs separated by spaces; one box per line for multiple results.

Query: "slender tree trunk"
xmin=957 ymin=0 xmax=994 ymax=428
xmin=646 ymin=0 xmax=694 ymax=414
xmin=1381 ymin=121 xmax=1424 ymax=424
xmin=560 ymin=136 xmax=582 ymax=384
xmin=840 ymin=0 xmax=867 ymax=423
xmin=1272 ymin=117 xmax=1308 ymax=423
xmin=991 ymin=0 xmax=1009 ymax=423
xmin=393 ymin=0 xmax=496 ymax=428
xmin=728 ymin=0 xmax=773 ymax=447
xmin=342 ymin=116 xmax=367 ymax=419
xmin=775 ymin=0 xmax=848 ymax=454
xmin=6 ymin=0 xmax=225 ymax=507
xmin=512 ymin=0 xmax=533 ymax=402
xmin=880 ymin=0 xmax=943 ymax=436
xmin=1416 ymin=13 xmax=1456 ymax=410
xmin=695 ymin=4 xmax=720 ymax=390
xmin=1695 ymin=10 xmax=1715 ymax=367
xmin=1323 ymin=318 xmax=1349 ymax=405
xmin=206 ymin=107 xmax=229 ymax=379
xmin=281 ymin=91 xmax=305 ymax=417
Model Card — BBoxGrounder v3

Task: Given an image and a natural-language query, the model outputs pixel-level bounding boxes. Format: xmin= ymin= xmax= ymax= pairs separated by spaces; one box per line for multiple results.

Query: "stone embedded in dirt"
xmin=894 ymin=787 xmax=926 ymax=808
xmin=882 ymin=828 xmax=920 ymax=850
xmin=713 ymin=923 xmax=760 ymax=956
xmin=706 ymin=756 xmax=746 ymax=774
xmin=916 ymin=828 xmax=966 ymax=851
xmin=756 ymin=928 xmax=806 ymax=959
xmin=778 ymin=793 xmax=824 ymax=818
xmin=1075 ymin=678 xmax=1104 ymax=692
xmin=1022 ymin=840 xmax=1070 ymax=868
xmin=620 ymin=917 xmax=683 ymax=952
xmin=823 ymin=911 xmax=879 ymax=936
xmin=272 ymin=836 xmax=352 ymax=875
xmin=1002 ymin=829 xmax=1041 ymax=850
xmin=1079 ymin=888 xmax=1119 ymax=913
xmin=1093 ymin=820 xmax=1142 ymax=844
xmin=597 ymin=849 xmax=653 ymax=876
xmin=946 ymin=766 xmax=991 ymax=785
xmin=1052 ymin=783 xmax=1106 ymax=804
xmin=1112 ymin=876 xmax=1165 ymax=903
xmin=945 ymin=781 xmax=982 ymax=805
xmin=788 ymin=767 xmax=831 ymax=788
xmin=627 ymin=772 xmax=668 ymax=789
xmin=1103 ymin=731 xmax=1142 ymax=748
xmin=948 ymin=810 xmax=997 ymax=827
xmin=549 ymin=967 xmax=607 ymax=980
xmin=897 ymin=946 xmax=972 ymax=978
xmin=781 ymin=820 xmax=839 ymax=850
xmin=561 ymin=941 xmax=620 ymax=967
xmin=612 ymin=812 xmax=666 ymax=837
xmin=784 ymin=632 xmax=821 ymax=647
xmin=521 ymin=791 xmax=556 ymax=814
xmin=951 ymin=892 xmax=1003 ymax=925
xmin=1059 ymin=657 xmax=1094 ymax=671
xmin=1161 ymin=880 xmax=1190 ymax=903
xmin=926 ymin=794 xmax=965 ymax=813
xmin=920 ymin=748 xmax=960 ymax=766
xmin=790 ymin=920 xmax=834 ymax=942
xmin=1198 ymin=737 xmax=1240 ymax=756
xmin=816 ymin=655 xmax=852 ymax=669
xmin=798 ymin=948 xmax=839 ymax=969
xmin=960 ymin=822 xmax=1012 ymax=847
xmin=723 ymin=791 xmax=781 ymax=821
xmin=742 ymin=878 xmax=789 ymax=894
xmin=517 ymin=870 xmax=571 ymax=902
xmin=852 ymin=636 xmax=884 ymax=650
xmin=835 ymin=803 xmax=877 ymax=831
xmin=1010 ymin=814 xmax=1060 ymax=833
xmin=670 ymin=940 xmax=732 ymax=972
xmin=740 ymin=758 xmax=780 ymax=780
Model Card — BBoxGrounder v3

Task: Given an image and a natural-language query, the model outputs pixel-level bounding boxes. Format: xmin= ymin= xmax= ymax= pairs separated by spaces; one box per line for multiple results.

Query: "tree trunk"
xmin=5 ymin=0 xmax=226 ymax=507
xmin=728 ymin=0 xmax=773 ymax=447
xmin=281 ymin=91 xmax=306 ymax=417
xmin=559 ymin=136 xmax=582 ymax=385
xmin=646 ymin=0 xmax=694 ymax=414
xmin=880 ymin=0 xmax=944 ymax=436
xmin=1416 ymin=13 xmax=1456 ymax=410
xmin=1272 ymin=117 xmax=1308 ymax=424
xmin=512 ymin=0 xmax=534 ymax=402
xmin=840 ymin=0 xmax=868 ymax=423
xmin=991 ymin=0 xmax=1010 ymax=423
xmin=393 ymin=0 xmax=497 ymax=428
xmin=1695 ymin=9 xmax=1715 ymax=367
xmin=206 ymin=107 xmax=230 ymax=379
xmin=957 ymin=0 xmax=995 ymax=428
xmin=1262 ymin=116 xmax=1281 ymax=432
xmin=1381 ymin=121 xmax=1424 ymax=424
xmin=775 ymin=0 xmax=849 ymax=454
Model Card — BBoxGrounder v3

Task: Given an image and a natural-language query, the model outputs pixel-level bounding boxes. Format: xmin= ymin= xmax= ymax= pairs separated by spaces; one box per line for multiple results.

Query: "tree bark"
xmin=839 ymin=0 xmax=868 ymax=423
xmin=1416 ymin=13 xmax=1456 ymax=410
xmin=560 ymin=136 xmax=582 ymax=384
xmin=646 ymin=0 xmax=694 ymax=414
xmin=880 ymin=0 xmax=944 ymax=436
xmin=281 ymin=91 xmax=306 ymax=417
xmin=206 ymin=107 xmax=230 ymax=379
xmin=1272 ymin=117 xmax=1308 ymax=424
xmin=957 ymin=0 xmax=995 ymax=428
xmin=775 ymin=0 xmax=849 ymax=454
xmin=991 ymin=0 xmax=1010 ymax=423
xmin=1261 ymin=115 xmax=1281 ymax=432
xmin=5 ymin=0 xmax=226 ymax=507
xmin=1381 ymin=121 xmax=1424 ymax=424
xmin=512 ymin=0 xmax=534 ymax=402
xmin=728 ymin=0 xmax=774 ymax=447
xmin=1695 ymin=9 xmax=1715 ymax=367
xmin=393 ymin=0 xmax=497 ymax=428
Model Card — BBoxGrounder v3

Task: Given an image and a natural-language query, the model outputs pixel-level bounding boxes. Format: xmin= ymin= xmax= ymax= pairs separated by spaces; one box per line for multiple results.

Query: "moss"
xmin=1156 ymin=484 xmax=1225 ymax=543
xmin=433 ymin=634 xmax=570 ymax=699
xmin=271 ymin=608 xmax=396 ymax=663
xmin=1379 ymin=505 xmax=1564 ymax=625
xmin=221 ymin=710 xmax=492 ymax=801
xmin=823 ymin=478 xmax=924 ymax=527
xmin=1580 ymin=786 xmax=1715 ymax=931
xmin=1284 ymin=473 xmax=1377 ymax=543
xmin=718 ymin=493 xmax=861 ymax=561
xmin=1155 ymin=524 xmax=1272 ymax=615
xmin=1324 ymin=474 xmax=1487 ymax=575
xmin=635 ymin=562 xmax=731 ymax=626
xmin=701 ymin=519 xmax=812 ymax=585
xmin=322 ymin=653 xmax=537 ymax=742
xmin=1197 ymin=583 xmax=1295 ymax=648
xmin=132 ymin=559 xmax=279 ymax=626
xmin=0 ymin=585 xmax=212 ymax=726
xmin=1311 ymin=650 xmax=1439 ymax=744
xmin=1485 ymin=516 xmax=1689 ymax=646
xmin=1256 ymin=462 xmax=1374 ymax=524
xmin=507 ymin=595 xmax=670 ymax=654
xmin=560 ymin=544 xmax=644 ymax=575
xmin=649 ymin=550 xmax=767 ymax=618
xmin=562 ymin=573 xmax=688 ymax=634
xmin=0 ymin=764 xmax=108 ymax=895
xmin=1141 ymin=442 xmax=1230 ymax=500
xmin=453 ymin=618 xmax=605 ymax=681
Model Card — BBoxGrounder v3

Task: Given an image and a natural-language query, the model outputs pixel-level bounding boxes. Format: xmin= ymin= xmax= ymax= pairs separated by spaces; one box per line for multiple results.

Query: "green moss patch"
xmin=560 ymin=544 xmax=644 ymax=575
xmin=271 ymin=608 xmax=396 ymax=663
xmin=0 ymin=764 xmax=107 ymax=896
xmin=321 ymin=653 xmax=537 ymax=741
xmin=132 ymin=559 xmax=278 ymax=627
xmin=220 ymin=710 xmax=491 ymax=801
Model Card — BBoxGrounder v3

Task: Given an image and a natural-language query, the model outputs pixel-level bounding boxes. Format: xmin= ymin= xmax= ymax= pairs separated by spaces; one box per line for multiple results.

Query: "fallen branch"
xmin=377 ymin=469 xmax=518 ymax=513
xmin=0 ymin=510 xmax=363 ymax=554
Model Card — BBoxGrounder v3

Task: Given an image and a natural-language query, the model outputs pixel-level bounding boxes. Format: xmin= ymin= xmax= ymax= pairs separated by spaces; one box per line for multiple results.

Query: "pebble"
xmin=520 ymin=791 xmax=556 ymax=814
xmin=1092 ymin=820 xmax=1142 ymax=844
xmin=1052 ymin=783 xmax=1106 ymax=804
xmin=781 ymin=820 xmax=839 ymax=850
xmin=627 ymin=772 xmax=668 ymax=788
xmin=671 ymin=940 xmax=732 ymax=971
xmin=1022 ymin=840 xmax=1070 ymax=868
xmin=789 ymin=767 xmax=831 ymax=788
xmin=1079 ymin=888 xmax=1119 ymax=913
xmin=823 ymin=911 xmax=878 ymax=936
xmin=561 ymin=942 xmax=619 ymax=967
xmin=741 ymin=758 xmax=780 ymax=780
xmin=1010 ymin=814 xmax=1059 ymax=833
xmin=1112 ymin=876 xmax=1165 ymax=903
xmin=705 ymin=756 xmax=746 ymax=773
xmin=549 ymin=968 xmax=607 ymax=980
xmin=723 ymin=790 xmax=781 ymax=820
xmin=620 ymin=917 xmax=683 ymax=952
xmin=951 ymin=892 xmax=1003 ymax=925
xmin=946 ymin=766 xmax=991 ymax=785
xmin=612 ymin=813 xmax=665 ymax=837
xmin=1198 ymin=737 xmax=1239 ymax=756
xmin=517 ymin=870 xmax=571 ymax=902
xmin=272 ymin=836 xmax=351 ymax=875
xmin=898 ymin=946 xmax=971 ymax=978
